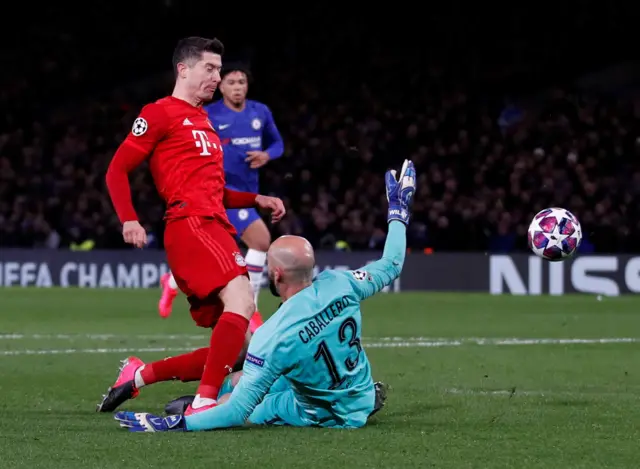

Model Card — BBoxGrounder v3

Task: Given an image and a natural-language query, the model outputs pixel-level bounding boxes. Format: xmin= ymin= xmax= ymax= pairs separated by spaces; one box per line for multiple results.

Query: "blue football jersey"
xmin=204 ymin=99 xmax=284 ymax=193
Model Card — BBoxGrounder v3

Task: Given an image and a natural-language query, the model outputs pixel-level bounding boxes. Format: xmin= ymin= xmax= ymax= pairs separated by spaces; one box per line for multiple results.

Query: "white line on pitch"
xmin=3 ymin=337 xmax=640 ymax=356
xmin=0 ymin=347 xmax=195 ymax=356
xmin=446 ymin=387 xmax=548 ymax=397
xmin=444 ymin=387 xmax=640 ymax=399
xmin=365 ymin=337 xmax=640 ymax=347
xmin=0 ymin=333 xmax=210 ymax=340
xmin=2 ymin=334 xmax=640 ymax=346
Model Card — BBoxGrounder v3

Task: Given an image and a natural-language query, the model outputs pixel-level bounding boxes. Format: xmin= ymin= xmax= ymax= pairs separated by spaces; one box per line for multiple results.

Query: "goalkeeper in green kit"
xmin=114 ymin=160 xmax=417 ymax=432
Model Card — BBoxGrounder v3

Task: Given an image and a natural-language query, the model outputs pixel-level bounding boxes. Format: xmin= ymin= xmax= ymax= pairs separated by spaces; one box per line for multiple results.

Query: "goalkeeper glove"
xmin=385 ymin=159 xmax=416 ymax=224
xmin=114 ymin=411 xmax=186 ymax=432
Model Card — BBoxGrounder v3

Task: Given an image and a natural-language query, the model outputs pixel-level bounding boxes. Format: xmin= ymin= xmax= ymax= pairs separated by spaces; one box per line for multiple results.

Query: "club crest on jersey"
xmin=233 ymin=252 xmax=247 ymax=267
xmin=132 ymin=117 xmax=148 ymax=136
xmin=251 ymin=118 xmax=262 ymax=130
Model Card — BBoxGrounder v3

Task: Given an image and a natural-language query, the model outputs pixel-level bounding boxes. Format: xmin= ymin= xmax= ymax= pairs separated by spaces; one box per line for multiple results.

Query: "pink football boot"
xmin=159 ymin=273 xmax=178 ymax=318
xmin=96 ymin=356 xmax=145 ymax=412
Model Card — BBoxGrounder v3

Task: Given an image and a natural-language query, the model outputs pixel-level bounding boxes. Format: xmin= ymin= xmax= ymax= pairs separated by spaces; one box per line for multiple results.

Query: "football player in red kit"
xmin=100 ymin=36 xmax=285 ymax=416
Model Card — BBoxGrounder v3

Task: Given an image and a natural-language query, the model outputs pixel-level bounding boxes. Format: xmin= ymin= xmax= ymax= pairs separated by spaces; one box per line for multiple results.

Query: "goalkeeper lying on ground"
xmin=114 ymin=160 xmax=416 ymax=432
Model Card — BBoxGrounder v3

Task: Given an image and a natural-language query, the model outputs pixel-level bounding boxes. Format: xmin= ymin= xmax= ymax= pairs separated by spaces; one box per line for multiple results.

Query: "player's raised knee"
xmin=218 ymin=274 xmax=256 ymax=319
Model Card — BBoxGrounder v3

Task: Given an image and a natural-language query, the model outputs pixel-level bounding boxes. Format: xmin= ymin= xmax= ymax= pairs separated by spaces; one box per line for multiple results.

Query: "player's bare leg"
xmin=241 ymin=218 xmax=271 ymax=332
xmin=186 ymin=275 xmax=255 ymax=415
xmin=96 ymin=330 xmax=251 ymax=413
xmin=158 ymin=272 xmax=179 ymax=318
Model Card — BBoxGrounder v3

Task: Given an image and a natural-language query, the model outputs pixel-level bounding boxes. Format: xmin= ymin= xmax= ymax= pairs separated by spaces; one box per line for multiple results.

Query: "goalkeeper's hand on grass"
xmin=114 ymin=411 xmax=186 ymax=432
xmin=385 ymin=159 xmax=416 ymax=225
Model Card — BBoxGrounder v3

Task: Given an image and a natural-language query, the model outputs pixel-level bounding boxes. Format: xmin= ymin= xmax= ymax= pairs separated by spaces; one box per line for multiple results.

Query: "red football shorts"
xmin=164 ymin=216 xmax=248 ymax=328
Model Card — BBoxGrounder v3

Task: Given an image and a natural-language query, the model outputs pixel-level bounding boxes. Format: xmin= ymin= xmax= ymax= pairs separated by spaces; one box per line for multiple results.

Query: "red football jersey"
xmin=124 ymin=96 xmax=228 ymax=221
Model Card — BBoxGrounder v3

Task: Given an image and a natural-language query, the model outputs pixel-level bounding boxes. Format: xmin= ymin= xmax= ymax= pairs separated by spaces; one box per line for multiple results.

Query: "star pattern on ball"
xmin=542 ymin=222 xmax=569 ymax=249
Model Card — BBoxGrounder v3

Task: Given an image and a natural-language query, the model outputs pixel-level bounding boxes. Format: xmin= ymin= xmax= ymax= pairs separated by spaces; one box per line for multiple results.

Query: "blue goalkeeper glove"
xmin=114 ymin=411 xmax=186 ymax=432
xmin=385 ymin=159 xmax=416 ymax=224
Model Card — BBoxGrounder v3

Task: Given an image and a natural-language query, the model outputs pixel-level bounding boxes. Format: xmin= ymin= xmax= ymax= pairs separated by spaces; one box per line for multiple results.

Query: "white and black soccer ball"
xmin=527 ymin=207 xmax=582 ymax=261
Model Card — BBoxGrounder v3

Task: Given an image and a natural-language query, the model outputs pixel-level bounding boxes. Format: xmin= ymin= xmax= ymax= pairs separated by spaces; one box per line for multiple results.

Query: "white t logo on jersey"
xmin=192 ymin=130 xmax=217 ymax=156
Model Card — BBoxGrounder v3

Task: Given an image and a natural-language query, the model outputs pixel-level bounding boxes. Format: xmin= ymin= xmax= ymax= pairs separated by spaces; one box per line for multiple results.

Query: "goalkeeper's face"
xmin=220 ymin=71 xmax=248 ymax=106
xmin=267 ymin=268 xmax=281 ymax=297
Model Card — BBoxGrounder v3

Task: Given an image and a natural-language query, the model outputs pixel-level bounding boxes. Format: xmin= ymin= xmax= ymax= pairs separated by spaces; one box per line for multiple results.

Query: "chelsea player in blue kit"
xmin=115 ymin=160 xmax=416 ymax=432
xmin=159 ymin=63 xmax=284 ymax=325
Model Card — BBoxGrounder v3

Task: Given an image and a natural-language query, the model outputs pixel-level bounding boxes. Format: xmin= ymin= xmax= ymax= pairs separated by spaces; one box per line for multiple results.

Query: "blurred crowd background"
xmin=1 ymin=3 xmax=639 ymax=253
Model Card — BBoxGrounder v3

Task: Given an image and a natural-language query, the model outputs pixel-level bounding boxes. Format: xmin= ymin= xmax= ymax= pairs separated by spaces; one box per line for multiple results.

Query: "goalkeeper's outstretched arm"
xmin=346 ymin=221 xmax=406 ymax=300
xmin=345 ymin=160 xmax=416 ymax=301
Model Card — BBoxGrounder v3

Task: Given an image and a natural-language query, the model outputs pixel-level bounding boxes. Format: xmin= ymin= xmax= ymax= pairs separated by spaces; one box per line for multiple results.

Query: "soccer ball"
xmin=527 ymin=207 xmax=582 ymax=261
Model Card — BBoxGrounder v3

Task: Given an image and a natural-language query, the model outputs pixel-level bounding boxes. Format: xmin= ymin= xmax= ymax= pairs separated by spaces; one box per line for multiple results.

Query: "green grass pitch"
xmin=1 ymin=289 xmax=640 ymax=468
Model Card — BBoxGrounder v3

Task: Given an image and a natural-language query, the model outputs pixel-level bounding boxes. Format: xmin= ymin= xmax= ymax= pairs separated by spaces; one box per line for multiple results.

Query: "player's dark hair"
xmin=172 ymin=37 xmax=224 ymax=77
xmin=221 ymin=62 xmax=252 ymax=82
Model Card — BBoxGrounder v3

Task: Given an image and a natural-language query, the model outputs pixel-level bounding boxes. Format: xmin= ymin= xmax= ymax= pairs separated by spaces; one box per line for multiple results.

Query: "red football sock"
xmin=197 ymin=311 xmax=249 ymax=400
xmin=140 ymin=347 xmax=209 ymax=384
xmin=249 ymin=310 xmax=264 ymax=333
